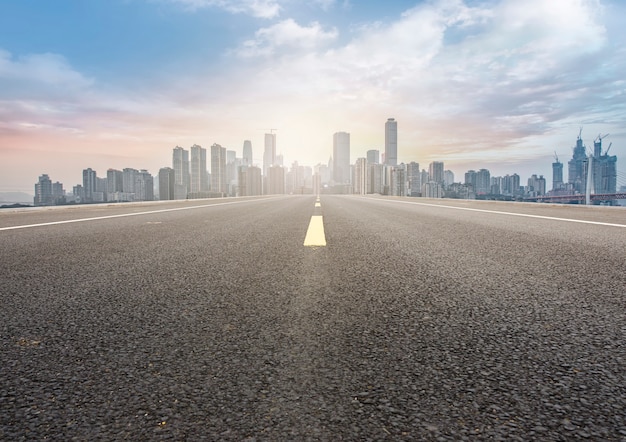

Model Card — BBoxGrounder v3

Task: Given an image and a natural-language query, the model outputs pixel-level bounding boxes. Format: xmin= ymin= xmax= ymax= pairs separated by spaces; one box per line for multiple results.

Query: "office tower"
xmin=527 ymin=174 xmax=546 ymax=196
xmin=444 ymin=170 xmax=455 ymax=187
xmin=465 ymin=170 xmax=477 ymax=191
xmin=211 ymin=143 xmax=227 ymax=195
xmin=476 ymin=169 xmax=491 ymax=194
xmin=385 ymin=118 xmax=397 ymax=166
xmin=34 ymin=174 xmax=53 ymax=206
xmin=243 ymin=140 xmax=253 ymax=166
xmin=190 ymin=144 xmax=208 ymax=194
xmin=568 ymin=132 xmax=587 ymax=194
xmin=429 ymin=161 xmax=444 ymax=185
xmin=107 ymin=169 xmax=123 ymax=195
xmin=368 ymin=163 xmax=385 ymax=194
xmin=390 ymin=165 xmax=406 ymax=196
xmin=134 ymin=170 xmax=154 ymax=201
xmin=590 ymin=137 xmax=617 ymax=195
xmin=367 ymin=149 xmax=380 ymax=164
xmin=239 ymin=165 xmax=262 ymax=196
xmin=172 ymin=146 xmax=190 ymax=195
xmin=52 ymin=181 xmax=64 ymax=204
xmin=406 ymin=162 xmax=420 ymax=196
xmin=552 ymin=158 xmax=563 ymax=191
xmin=82 ymin=168 xmax=97 ymax=203
xmin=159 ymin=167 xmax=175 ymax=200
xmin=263 ymin=133 xmax=276 ymax=177
xmin=333 ymin=131 xmax=350 ymax=184
xmin=502 ymin=173 xmax=521 ymax=195
xmin=353 ymin=158 xmax=368 ymax=195
xmin=268 ymin=165 xmax=285 ymax=194
xmin=422 ymin=181 xmax=443 ymax=198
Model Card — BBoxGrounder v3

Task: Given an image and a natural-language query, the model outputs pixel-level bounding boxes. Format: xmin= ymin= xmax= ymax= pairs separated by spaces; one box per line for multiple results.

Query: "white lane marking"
xmin=0 ymin=198 xmax=277 ymax=232
xmin=369 ymin=198 xmax=626 ymax=228
xmin=315 ymin=202 xmax=321 ymax=207
xmin=303 ymin=215 xmax=326 ymax=246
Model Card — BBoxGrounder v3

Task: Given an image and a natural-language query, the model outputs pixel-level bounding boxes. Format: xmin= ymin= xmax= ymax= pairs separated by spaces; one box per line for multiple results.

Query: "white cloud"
xmin=168 ymin=0 xmax=281 ymax=18
xmin=235 ymin=19 xmax=338 ymax=57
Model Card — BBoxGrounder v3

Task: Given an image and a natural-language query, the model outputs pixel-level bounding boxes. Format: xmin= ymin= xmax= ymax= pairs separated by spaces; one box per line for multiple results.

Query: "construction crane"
xmin=595 ymin=133 xmax=609 ymax=142
xmin=578 ymin=127 xmax=583 ymax=140
xmin=554 ymin=151 xmax=560 ymax=163
xmin=606 ymin=142 xmax=612 ymax=155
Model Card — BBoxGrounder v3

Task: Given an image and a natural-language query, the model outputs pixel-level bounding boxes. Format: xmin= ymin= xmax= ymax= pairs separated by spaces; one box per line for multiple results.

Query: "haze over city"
xmin=1 ymin=0 xmax=625 ymax=193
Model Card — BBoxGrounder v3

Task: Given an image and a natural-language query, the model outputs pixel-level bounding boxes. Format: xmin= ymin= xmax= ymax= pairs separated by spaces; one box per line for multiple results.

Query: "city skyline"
xmin=1 ymin=0 xmax=626 ymax=193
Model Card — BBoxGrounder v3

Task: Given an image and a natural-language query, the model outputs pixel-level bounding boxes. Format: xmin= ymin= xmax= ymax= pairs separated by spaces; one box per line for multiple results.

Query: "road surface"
xmin=1 ymin=195 xmax=625 ymax=440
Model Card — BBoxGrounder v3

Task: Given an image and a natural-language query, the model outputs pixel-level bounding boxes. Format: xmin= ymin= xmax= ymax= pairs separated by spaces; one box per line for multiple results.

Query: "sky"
xmin=1 ymin=0 xmax=625 ymax=194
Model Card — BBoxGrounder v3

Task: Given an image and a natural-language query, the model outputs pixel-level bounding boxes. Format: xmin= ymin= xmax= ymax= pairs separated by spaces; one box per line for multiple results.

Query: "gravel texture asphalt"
xmin=1 ymin=195 xmax=625 ymax=441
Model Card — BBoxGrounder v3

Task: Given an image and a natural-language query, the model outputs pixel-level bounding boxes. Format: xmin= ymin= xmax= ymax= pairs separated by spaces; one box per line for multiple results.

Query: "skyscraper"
xmin=190 ymin=144 xmax=208 ymax=194
xmin=242 ymin=140 xmax=253 ymax=166
xmin=263 ymin=133 xmax=276 ymax=177
xmin=385 ymin=118 xmax=397 ymax=166
xmin=158 ymin=167 xmax=175 ymax=200
xmin=552 ymin=158 xmax=563 ymax=191
xmin=34 ymin=174 xmax=53 ymax=206
xmin=353 ymin=158 xmax=368 ymax=195
xmin=429 ymin=161 xmax=444 ymax=185
xmin=568 ymin=133 xmax=587 ymax=194
xmin=211 ymin=143 xmax=227 ymax=195
xmin=172 ymin=146 xmax=190 ymax=195
xmin=333 ymin=131 xmax=350 ymax=184
xmin=82 ymin=168 xmax=97 ymax=203
xmin=367 ymin=149 xmax=380 ymax=164
xmin=407 ymin=162 xmax=420 ymax=196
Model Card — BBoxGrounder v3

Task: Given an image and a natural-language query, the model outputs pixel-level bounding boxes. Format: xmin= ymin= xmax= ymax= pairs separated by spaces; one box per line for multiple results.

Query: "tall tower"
xmin=385 ymin=118 xmax=397 ymax=166
xmin=568 ymin=131 xmax=587 ymax=194
xmin=158 ymin=167 xmax=175 ymax=200
xmin=190 ymin=144 xmax=208 ymax=194
xmin=367 ymin=149 xmax=380 ymax=164
xmin=211 ymin=143 xmax=227 ymax=195
xmin=82 ymin=168 xmax=97 ymax=203
xmin=263 ymin=133 xmax=276 ymax=177
xmin=429 ymin=161 xmax=444 ymax=185
xmin=172 ymin=146 xmax=190 ymax=193
xmin=333 ymin=131 xmax=350 ymax=184
xmin=243 ymin=140 xmax=253 ymax=166
xmin=552 ymin=158 xmax=563 ymax=191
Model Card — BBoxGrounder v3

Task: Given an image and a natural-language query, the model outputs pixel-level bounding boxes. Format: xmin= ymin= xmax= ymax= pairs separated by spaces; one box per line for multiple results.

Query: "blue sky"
xmin=1 ymin=0 xmax=625 ymax=193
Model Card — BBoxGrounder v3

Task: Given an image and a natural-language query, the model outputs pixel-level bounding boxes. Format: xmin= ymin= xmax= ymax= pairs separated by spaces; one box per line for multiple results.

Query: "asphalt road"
xmin=1 ymin=196 xmax=625 ymax=440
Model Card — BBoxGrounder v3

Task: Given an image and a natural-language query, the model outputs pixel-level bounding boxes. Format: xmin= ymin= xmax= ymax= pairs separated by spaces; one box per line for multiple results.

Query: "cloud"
xmin=167 ymin=0 xmax=281 ymax=18
xmin=235 ymin=19 xmax=338 ymax=57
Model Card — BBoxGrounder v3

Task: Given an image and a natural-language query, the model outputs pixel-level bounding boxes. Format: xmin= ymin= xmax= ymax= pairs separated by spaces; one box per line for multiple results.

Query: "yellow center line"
xmin=303 ymin=215 xmax=326 ymax=247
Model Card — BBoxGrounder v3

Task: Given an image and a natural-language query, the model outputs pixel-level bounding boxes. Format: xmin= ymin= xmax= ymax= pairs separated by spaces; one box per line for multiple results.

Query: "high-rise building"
xmin=527 ymin=174 xmax=546 ymax=196
xmin=367 ymin=149 xmax=380 ymax=164
xmin=242 ymin=140 xmax=253 ymax=166
xmin=552 ymin=158 xmax=564 ymax=191
xmin=429 ymin=161 xmax=444 ymax=185
xmin=476 ymin=169 xmax=491 ymax=194
xmin=190 ymin=144 xmax=208 ymax=194
xmin=135 ymin=170 xmax=154 ymax=201
xmin=158 ymin=167 xmax=175 ymax=200
xmin=122 ymin=168 xmax=138 ymax=194
xmin=444 ymin=170 xmax=455 ymax=187
xmin=268 ymin=165 xmax=285 ymax=194
xmin=390 ymin=165 xmax=406 ymax=196
xmin=333 ymin=131 xmax=350 ymax=184
xmin=590 ymin=137 xmax=617 ymax=195
xmin=385 ymin=118 xmax=397 ymax=166
xmin=82 ymin=168 xmax=97 ymax=203
xmin=34 ymin=174 xmax=53 ymax=206
xmin=263 ymin=133 xmax=276 ymax=177
xmin=172 ymin=146 xmax=190 ymax=197
xmin=239 ymin=165 xmax=262 ymax=196
xmin=210 ymin=143 xmax=227 ymax=195
xmin=568 ymin=133 xmax=587 ymax=194
xmin=407 ymin=162 xmax=420 ymax=196
xmin=107 ymin=169 xmax=123 ymax=194
xmin=353 ymin=158 xmax=368 ymax=195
